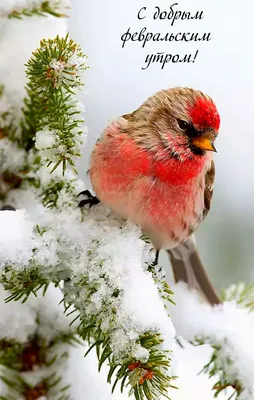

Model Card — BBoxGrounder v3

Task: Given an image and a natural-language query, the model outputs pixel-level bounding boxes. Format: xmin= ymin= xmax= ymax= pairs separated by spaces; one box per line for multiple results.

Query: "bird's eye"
xmin=177 ymin=120 xmax=189 ymax=130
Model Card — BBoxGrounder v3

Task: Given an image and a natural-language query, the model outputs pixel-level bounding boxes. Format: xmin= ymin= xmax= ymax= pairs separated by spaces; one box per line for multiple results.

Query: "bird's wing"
xmin=203 ymin=160 xmax=215 ymax=219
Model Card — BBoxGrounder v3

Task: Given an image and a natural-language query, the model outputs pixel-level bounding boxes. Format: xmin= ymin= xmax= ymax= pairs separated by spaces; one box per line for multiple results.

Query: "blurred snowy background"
xmin=69 ymin=0 xmax=254 ymax=290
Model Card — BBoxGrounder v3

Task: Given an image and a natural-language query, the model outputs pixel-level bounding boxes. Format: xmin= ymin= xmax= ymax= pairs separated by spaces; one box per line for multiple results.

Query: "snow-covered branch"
xmin=0 ymin=202 xmax=176 ymax=398
xmin=168 ymin=283 xmax=254 ymax=399
xmin=0 ymin=284 xmax=78 ymax=399
xmin=0 ymin=0 xmax=70 ymax=19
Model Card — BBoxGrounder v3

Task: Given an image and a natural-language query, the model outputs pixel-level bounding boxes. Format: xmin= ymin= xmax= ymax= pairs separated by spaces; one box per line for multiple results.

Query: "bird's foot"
xmin=152 ymin=250 xmax=160 ymax=266
xmin=78 ymin=190 xmax=100 ymax=208
xmin=153 ymin=250 xmax=163 ymax=272
xmin=148 ymin=250 xmax=163 ymax=273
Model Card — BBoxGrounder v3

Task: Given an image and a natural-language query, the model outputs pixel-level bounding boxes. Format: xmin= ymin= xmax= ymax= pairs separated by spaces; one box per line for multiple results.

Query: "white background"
xmin=69 ymin=0 xmax=254 ymax=288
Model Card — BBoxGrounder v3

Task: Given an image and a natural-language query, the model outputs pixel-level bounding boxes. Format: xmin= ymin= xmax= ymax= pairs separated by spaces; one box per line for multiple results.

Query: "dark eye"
xmin=177 ymin=120 xmax=189 ymax=130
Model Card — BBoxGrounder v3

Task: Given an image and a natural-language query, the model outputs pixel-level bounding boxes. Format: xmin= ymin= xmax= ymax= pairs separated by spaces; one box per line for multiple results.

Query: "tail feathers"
xmin=167 ymin=237 xmax=221 ymax=306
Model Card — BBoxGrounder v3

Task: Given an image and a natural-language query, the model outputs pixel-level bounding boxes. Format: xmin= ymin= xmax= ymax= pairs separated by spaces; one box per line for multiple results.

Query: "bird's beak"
xmin=191 ymin=136 xmax=217 ymax=152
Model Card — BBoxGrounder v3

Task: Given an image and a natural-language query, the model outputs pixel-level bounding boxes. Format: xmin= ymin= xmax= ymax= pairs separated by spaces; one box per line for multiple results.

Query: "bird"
xmin=79 ymin=87 xmax=221 ymax=305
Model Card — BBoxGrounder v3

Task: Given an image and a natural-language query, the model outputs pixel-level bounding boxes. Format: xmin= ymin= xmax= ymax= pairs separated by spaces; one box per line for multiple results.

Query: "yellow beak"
xmin=191 ymin=137 xmax=217 ymax=152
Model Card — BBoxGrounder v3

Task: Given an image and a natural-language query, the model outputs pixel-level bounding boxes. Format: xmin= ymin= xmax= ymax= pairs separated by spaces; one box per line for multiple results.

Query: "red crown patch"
xmin=188 ymin=97 xmax=220 ymax=131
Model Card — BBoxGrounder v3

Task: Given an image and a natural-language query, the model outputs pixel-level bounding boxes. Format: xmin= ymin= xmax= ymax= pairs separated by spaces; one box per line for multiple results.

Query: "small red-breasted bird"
xmin=79 ymin=87 xmax=221 ymax=305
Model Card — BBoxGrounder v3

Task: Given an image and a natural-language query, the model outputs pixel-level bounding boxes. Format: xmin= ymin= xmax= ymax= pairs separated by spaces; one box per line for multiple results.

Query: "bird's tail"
xmin=167 ymin=236 xmax=221 ymax=305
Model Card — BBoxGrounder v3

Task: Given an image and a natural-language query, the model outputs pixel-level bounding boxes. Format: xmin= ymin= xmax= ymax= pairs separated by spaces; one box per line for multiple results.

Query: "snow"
xmin=66 ymin=340 xmax=230 ymax=400
xmin=65 ymin=339 xmax=130 ymax=400
xmin=0 ymin=284 xmax=77 ymax=399
xmin=5 ymin=162 xmax=85 ymax=212
xmin=121 ymin=260 xmax=175 ymax=352
xmin=35 ymin=129 xmax=56 ymax=150
xmin=0 ymin=137 xmax=26 ymax=172
xmin=6 ymin=187 xmax=44 ymax=217
xmin=0 ymin=202 xmax=177 ymax=399
xmin=0 ymin=205 xmax=243 ymax=400
xmin=49 ymin=53 xmax=89 ymax=86
xmin=168 ymin=282 xmax=254 ymax=398
xmin=0 ymin=283 xmax=77 ymax=344
xmin=0 ymin=280 xmax=232 ymax=400
xmin=27 ymin=284 xmax=79 ymax=342
xmin=34 ymin=129 xmax=63 ymax=162
xmin=0 ymin=209 xmax=34 ymax=266
xmin=0 ymin=203 xmax=175 ymax=376
xmin=168 ymin=342 xmax=230 ymax=400
xmin=0 ymin=284 xmax=37 ymax=342
xmin=34 ymin=114 xmax=86 ymax=164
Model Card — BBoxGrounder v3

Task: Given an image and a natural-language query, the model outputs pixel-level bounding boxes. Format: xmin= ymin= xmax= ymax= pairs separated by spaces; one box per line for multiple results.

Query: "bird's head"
xmin=129 ymin=87 xmax=220 ymax=160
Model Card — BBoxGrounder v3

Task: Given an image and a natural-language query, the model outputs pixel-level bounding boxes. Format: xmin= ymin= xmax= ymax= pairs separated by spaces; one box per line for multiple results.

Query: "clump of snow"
xmin=34 ymin=112 xmax=87 ymax=165
xmin=168 ymin=282 xmax=254 ymax=398
xmin=0 ymin=138 xmax=26 ymax=172
xmin=41 ymin=42 xmax=88 ymax=90
xmin=49 ymin=59 xmax=65 ymax=72
xmin=35 ymin=129 xmax=56 ymax=150
xmin=26 ymin=284 xmax=79 ymax=343
xmin=66 ymin=51 xmax=89 ymax=85
xmin=6 ymin=187 xmax=44 ymax=217
xmin=0 ymin=209 xmax=34 ymax=266
xmin=0 ymin=283 xmax=76 ymax=344
xmin=40 ymin=166 xmax=83 ymax=192
xmin=34 ymin=128 xmax=64 ymax=162
xmin=0 ymin=284 xmax=37 ymax=342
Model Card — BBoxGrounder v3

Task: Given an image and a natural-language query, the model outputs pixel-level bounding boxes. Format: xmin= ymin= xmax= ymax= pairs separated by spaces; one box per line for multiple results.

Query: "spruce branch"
xmin=21 ymin=34 xmax=88 ymax=174
xmin=76 ymin=312 xmax=175 ymax=400
xmin=206 ymin=282 xmax=254 ymax=400
xmin=0 ymin=285 xmax=77 ymax=400
xmin=37 ymin=171 xmax=83 ymax=209
xmin=7 ymin=0 xmax=69 ymax=19
xmin=3 ymin=263 xmax=176 ymax=399
xmin=189 ymin=282 xmax=254 ymax=400
xmin=222 ymin=282 xmax=254 ymax=311
xmin=0 ymin=205 xmax=176 ymax=400
xmin=0 ymin=36 xmax=88 ymax=208
xmin=0 ymin=370 xmax=71 ymax=400
xmin=1 ymin=266 xmax=55 ymax=303
xmin=62 ymin=233 xmax=176 ymax=400
xmin=75 ymin=317 xmax=175 ymax=399
xmin=197 ymin=340 xmax=242 ymax=400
